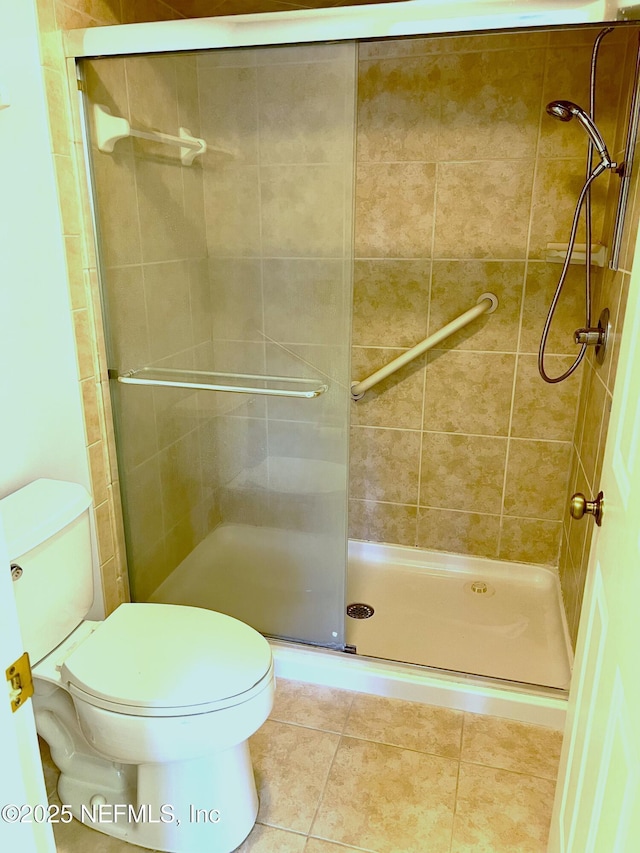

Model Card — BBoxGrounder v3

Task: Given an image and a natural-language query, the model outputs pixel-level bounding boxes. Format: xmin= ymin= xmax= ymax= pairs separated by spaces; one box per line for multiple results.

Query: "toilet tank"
xmin=0 ymin=479 xmax=94 ymax=664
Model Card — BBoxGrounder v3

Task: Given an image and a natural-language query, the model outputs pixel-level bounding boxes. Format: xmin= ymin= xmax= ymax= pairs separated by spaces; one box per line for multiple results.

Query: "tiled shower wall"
xmin=559 ymin=31 xmax=640 ymax=647
xmin=83 ymin=53 xmax=217 ymax=601
xmin=348 ymin=27 xmax=631 ymax=570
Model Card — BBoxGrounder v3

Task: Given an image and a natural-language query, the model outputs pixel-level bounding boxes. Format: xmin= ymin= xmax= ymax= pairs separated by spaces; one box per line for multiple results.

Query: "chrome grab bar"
xmin=351 ymin=292 xmax=498 ymax=401
xmin=110 ymin=367 xmax=328 ymax=399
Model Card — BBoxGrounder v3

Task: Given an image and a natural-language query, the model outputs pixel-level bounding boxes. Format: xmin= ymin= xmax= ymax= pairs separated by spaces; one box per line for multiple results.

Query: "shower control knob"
xmin=570 ymin=491 xmax=604 ymax=526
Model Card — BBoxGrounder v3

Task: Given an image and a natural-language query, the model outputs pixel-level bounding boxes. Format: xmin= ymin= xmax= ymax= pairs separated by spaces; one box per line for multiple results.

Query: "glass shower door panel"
xmin=82 ymin=42 xmax=356 ymax=648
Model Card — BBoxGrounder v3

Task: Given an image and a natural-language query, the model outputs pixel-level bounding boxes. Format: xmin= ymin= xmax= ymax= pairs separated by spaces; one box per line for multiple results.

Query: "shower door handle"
xmin=570 ymin=491 xmax=604 ymax=526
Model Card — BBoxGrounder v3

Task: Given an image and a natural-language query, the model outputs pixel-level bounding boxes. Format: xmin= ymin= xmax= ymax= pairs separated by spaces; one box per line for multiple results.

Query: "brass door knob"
xmin=570 ymin=491 xmax=604 ymax=526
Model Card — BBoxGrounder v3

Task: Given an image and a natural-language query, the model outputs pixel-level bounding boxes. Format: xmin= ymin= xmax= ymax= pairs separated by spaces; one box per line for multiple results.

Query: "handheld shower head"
xmin=546 ymin=100 xmax=613 ymax=168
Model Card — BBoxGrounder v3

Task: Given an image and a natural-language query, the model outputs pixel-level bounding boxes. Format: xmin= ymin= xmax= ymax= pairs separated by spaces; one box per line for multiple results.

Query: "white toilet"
xmin=0 ymin=478 xmax=275 ymax=853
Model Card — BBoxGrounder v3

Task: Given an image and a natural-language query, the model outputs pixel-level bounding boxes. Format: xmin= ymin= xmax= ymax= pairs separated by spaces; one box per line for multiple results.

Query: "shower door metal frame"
xmin=64 ymin=1 xmax=636 ymax=61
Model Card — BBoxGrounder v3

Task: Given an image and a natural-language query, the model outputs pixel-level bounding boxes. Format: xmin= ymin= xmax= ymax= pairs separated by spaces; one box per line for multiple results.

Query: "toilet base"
xmin=62 ymin=741 xmax=259 ymax=853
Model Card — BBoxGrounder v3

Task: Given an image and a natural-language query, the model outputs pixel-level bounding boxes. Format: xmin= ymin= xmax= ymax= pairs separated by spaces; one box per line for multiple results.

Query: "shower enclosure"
xmin=83 ymin=43 xmax=357 ymax=649
xmin=79 ymin=16 xmax=638 ymax=700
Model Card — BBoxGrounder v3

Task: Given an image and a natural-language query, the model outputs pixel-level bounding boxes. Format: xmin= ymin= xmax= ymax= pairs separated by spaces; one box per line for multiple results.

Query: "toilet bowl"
xmin=0 ymin=479 xmax=275 ymax=853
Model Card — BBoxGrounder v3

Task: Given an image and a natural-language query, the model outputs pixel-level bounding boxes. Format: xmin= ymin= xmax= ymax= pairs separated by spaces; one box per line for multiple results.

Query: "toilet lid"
xmin=60 ymin=603 xmax=272 ymax=715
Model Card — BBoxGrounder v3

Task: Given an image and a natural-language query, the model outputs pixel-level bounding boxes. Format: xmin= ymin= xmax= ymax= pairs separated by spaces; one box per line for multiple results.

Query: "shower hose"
xmin=538 ymin=26 xmax=615 ymax=384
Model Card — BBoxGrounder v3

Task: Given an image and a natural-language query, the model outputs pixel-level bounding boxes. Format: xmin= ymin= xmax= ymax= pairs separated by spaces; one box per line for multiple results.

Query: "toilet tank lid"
xmin=0 ymin=479 xmax=92 ymax=560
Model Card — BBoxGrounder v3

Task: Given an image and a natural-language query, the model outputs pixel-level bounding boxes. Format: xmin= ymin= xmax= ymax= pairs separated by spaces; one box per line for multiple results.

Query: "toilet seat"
xmin=60 ymin=603 xmax=273 ymax=718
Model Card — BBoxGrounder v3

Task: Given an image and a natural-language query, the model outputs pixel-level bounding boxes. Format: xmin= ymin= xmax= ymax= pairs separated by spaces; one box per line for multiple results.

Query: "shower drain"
xmin=464 ymin=580 xmax=495 ymax=597
xmin=347 ymin=602 xmax=375 ymax=619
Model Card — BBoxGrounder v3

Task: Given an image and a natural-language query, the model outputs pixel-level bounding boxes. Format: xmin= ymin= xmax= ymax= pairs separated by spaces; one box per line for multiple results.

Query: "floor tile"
xmin=270 ymin=678 xmax=355 ymax=733
xmin=305 ymin=839 xmax=369 ymax=852
xmin=451 ymin=762 xmax=557 ymax=852
xmin=311 ymin=736 xmax=458 ymax=853
xmin=235 ymin=822 xmax=307 ymax=851
xmin=461 ymin=713 xmax=563 ymax=779
xmin=50 ymin=799 xmax=145 ymax=853
xmin=344 ymin=692 xmax=463 ymax=758
xmin=250 ymin=720 xmax=340 ymax=833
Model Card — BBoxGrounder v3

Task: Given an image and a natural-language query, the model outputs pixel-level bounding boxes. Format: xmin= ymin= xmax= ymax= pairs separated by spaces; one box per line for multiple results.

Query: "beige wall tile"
xmin=511 ymin=354 xmax=581 ymax=441
xmin=539 ymin=37 xmax=623 ymax=162
xmin=420 ymin=432 xmax=508 ymax=514
xmin=503 ymin=438 xmax=572 ymax=520
xmin=88 ymin=440 xmax=109 ymax=506
xmin=35 ymin=0 xmax=63 ymax=68
xmin=83 ymin=56 xmax=128 ymax=117
xmin=520 ymin=261 xmax=586 ymax=355
xmin=72 ymin=308 xmax=95 ymax=379
xmin=350 ymin=348 xmax=425 ymax=430
xmin=125 ymin=54 xmax=180 ymax=132
xmin=263 ymin=259 xmax=347 ymax=345
xmin=198 ymin=65 xmax=258 ymax=163
xmin=311 ymin=737 xmax=457 ymax=852
xmin=352 ymin=259 xmax=430 ymax=347
xmin=498 ymin=516 xmax=562 ymax=566
xmin=91 ymin=148 xmax=142 ymax=266
xmin=43 ymin=67 xmax=72 ymax=155
xmin=204 ymin=165 xmax=262 ymax=257
xmin=348 ymin=499 xmax=417 ymax=546
xmin=528 ymin=158 xmax=608 ymax=259
xmin=416 ymin=507 xmax=500 ymax=558
xmin=94 ymin=499 xmax=115 ymax=564
xmin=439 ymin=47 xmax=545 ymax=161
xmin=135 ymin=157 xmax=190 ymax=263
xmin=429 ymin=261 xmax=525 ymax=352
xmin=102 ymin=265 xmax=150 ymax=371
xmin=260 ymin=164 xmax=347 ymax=258
xmin=433 ymin=160 xmax=534 ymax=259
xmin=258 ymin=58 xmax=354 ymax=165
xmin=80 ymin=378 xmax=102 ymax=444
xmin=357 ymin=56 xmax=440 ymax=162
xmin=143 ymin=260 xmax=194 ymax=363
xmin=355 ymin=162 xmax=436 ymax=258
xmin=349 ymin=427 xmax=421 ymax=504
xmin=54 ymin=153 xmax=82 ymax=235
xmin=115 ymin=384 xmax=158 ymax=470
xmin=119 ymin=0 xmax=185 ymax=24
xmin=424 ymin=350 xmax=515 ymax=435
xmin=209 ymin=258 xmax=262 ymax=342
xmin=577 ymin=367 xmax=608 ymax=489
xmin=64 ymin=235 xmax=87 ymax=310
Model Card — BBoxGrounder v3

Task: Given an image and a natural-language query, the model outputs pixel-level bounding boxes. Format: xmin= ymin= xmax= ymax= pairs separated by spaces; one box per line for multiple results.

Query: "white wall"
xmin=0 ymin=0 xmax=90 ymax=502
xmin=0 ymin=0 xmax=106 ymax=621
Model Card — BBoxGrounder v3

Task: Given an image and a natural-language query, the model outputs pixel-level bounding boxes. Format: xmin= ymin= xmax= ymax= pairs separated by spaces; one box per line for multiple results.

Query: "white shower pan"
xmin=346 ymin=540 xmax=572 ymax=691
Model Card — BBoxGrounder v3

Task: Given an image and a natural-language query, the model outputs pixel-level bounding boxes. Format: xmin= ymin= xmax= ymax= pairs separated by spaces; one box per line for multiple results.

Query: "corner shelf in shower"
xmin=93 ymin=103 xmax=234 ymax=165
xmin=110 ymin=367 xmax=328 ymax=399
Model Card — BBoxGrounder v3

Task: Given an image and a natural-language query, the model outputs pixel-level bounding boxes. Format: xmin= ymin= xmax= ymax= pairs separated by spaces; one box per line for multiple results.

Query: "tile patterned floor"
xmin=42 ymin=678 xmax=563 ymax=852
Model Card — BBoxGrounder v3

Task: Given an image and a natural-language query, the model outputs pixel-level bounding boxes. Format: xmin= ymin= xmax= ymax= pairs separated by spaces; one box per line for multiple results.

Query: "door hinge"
xmin=6 ymin=652 xmax=34 ymax=713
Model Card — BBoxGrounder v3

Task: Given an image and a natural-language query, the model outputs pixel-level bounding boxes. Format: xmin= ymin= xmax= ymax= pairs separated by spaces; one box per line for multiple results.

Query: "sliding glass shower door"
xmin=81 ymin=42 xmax=356 ymax=648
